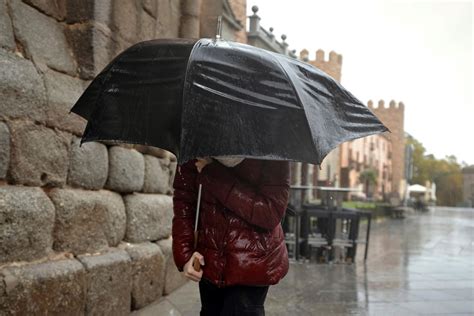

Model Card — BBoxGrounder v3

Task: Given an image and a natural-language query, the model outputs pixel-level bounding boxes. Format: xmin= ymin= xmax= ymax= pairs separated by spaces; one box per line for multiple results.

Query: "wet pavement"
xmin=136 ymin=207 xmax=474 ymax=315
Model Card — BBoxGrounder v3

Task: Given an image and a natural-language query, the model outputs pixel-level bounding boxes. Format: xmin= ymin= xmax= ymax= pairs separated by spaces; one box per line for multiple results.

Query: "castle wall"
xmin=0 ymin=0 xmax=214 ymax=313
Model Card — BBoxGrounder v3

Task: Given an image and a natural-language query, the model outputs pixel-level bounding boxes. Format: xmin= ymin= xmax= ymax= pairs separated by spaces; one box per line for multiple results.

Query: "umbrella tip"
xmin=215 ymin=16 xmax=222 ymax=40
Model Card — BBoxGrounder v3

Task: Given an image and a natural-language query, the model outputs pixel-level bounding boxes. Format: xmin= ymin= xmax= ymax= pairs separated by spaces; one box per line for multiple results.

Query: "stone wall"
xmin=0 ymin=0 xmax=189 ymax=314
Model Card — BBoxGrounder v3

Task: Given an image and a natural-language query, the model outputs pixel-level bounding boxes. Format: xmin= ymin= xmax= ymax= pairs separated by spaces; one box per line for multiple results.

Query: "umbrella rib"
xmin=195 ymin=75 xmax=302 ymax=110
xmin=269 ymin=55 xmax=322 ymax=164
xmin=193 ymin=82 xmax=278 ymax=110
xmin=116 ymin=57 xmax=187 ymax=63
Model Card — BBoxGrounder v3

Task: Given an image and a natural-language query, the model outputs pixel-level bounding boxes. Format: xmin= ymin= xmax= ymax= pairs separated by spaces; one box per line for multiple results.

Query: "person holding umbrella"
xmin=172 ymin=156 xmax=290 ymax=315
xmin=69 ymin=36 xmax=388 ymax=315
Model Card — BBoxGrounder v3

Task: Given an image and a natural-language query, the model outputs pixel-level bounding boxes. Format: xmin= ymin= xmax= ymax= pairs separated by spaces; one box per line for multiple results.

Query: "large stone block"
xmin=48 ymin=188 xmax=108 ymax=254
xmin=0 ymin=49 xmax=47 ymax=123
xmin=133 ymin=145 xmax=171 ymax=159
xmin=64 ymin=22 xmax=94 ymax=79
xmin=0 ymin=121 xmax=9 ymax=179
xmin=65 ymin=21 xmax=131 ymax=79
xmin=121 ymin=242 xmax=166 ymax=310
xmin=10 ymin=0 xmax=76 ymax=74
xmin=23 ymin=0 xmax=66 ymax=21
xmin=105 ymin=146 xmax=145 ymax=193
xmin=65 ymin=0 xmax=94 ymax=23
xmin=7 ymin=120 xmax=71 ymax=187
xmin=156 ymin=0 xmax=181 ymax=37
xmin=168 ymin=161 xmax=178 ymax=194
xmin=99 ymin=190 xmax=127 ymax=247
xmin=0 ymin=0 xmax=15 ymax=50
xmin=138 ymin=8 xmax=156 ymax=41
xmin=47 ymin=188 xmax=126 ymax=254
xmin=93 ymin=24 xmax=132 ymax=74
xmin=67 ymin=137 xmax=108 ymax=190
xmin=0 ymin=259 xmax=86 ymax=315
xmin=142 ymin=0 xmax=157 ymax=18
xmin=77 ymin=249 xmax=132 ymax=316
xmin=0 ymin=186 xmax=55 ymax=264
xmin=157 ymin=238 xmax=187 ymax=295
xmin=97 ymin=0 xmax=138 ymax=43
xmin=42 ymin=67 xmax=87 ymax=135
xmin=124 ymin=193 xmax=173 ymax=243
xmin=143 ymin=155 xmax=170 ymax=194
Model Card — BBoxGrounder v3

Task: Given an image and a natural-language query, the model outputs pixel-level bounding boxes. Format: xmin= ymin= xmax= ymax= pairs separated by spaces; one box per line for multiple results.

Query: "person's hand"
xmin=183 ymin=252 xmax=205 ymax=282
xmin=195 ymin=157 xmax=213 ymax=173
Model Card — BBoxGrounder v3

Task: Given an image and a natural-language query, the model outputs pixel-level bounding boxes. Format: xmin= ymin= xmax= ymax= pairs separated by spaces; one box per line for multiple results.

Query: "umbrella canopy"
xmin=70 ymin=38 xmax=388 ymax=165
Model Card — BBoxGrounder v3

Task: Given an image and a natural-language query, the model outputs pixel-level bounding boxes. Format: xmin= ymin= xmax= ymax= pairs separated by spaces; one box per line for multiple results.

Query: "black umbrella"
xmin=70 ymin=38 xmax=388 ymax=165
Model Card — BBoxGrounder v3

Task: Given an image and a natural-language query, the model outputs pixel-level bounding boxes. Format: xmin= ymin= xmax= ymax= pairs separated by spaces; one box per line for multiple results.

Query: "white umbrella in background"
xmin=408 ymin=184 xmax=427 ymax=193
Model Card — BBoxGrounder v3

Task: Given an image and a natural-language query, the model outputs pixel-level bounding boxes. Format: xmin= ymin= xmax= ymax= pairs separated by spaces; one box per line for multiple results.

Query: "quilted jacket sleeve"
xmin=171 ymin=159 xmax=198 ymax=271
xmin=197 ymin=160 xmax=290 ymax=231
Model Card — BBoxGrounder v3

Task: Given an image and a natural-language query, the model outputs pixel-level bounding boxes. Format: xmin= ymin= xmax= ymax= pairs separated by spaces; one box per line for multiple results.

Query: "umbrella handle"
xmin=193 ymin=257 xmax=201 ymax=272
xmin=193 ymin=230 xmax=201 ymax=272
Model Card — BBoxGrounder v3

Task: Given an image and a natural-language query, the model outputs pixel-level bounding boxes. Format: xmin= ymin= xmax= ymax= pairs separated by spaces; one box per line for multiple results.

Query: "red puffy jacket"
xmin=172 ymin=158 xmax=290 ymax=287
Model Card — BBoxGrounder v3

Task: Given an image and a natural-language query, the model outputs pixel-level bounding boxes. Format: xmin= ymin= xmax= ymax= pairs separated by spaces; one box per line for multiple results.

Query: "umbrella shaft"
xmin=194 ymin=184 xmax=202 ymax=232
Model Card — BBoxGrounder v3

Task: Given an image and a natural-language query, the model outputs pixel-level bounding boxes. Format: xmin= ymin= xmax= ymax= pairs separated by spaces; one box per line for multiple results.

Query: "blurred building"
xmin=462 ymin=166 xmax=474 ymax=207
xmin=338 ymin=100 xmax=406 ymax=201
xmin=291 ymin=59 xmax=405 ymax=201
xmin=242 ymin=5 xmax=407 ymax=202
xmin=247 ymin=5 xmax=295 ymax=56
xmin=340 ymin=133 xmax=393 ymax=200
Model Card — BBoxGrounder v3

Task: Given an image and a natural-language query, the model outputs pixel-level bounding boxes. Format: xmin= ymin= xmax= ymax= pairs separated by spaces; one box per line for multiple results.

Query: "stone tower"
xmin=368 ymin=100 xmax=405 ymax=197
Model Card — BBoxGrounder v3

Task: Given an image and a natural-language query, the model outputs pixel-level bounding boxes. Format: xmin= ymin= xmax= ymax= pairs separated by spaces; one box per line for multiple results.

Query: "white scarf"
xmin=213 ymin=156 xmax=245 ymax=167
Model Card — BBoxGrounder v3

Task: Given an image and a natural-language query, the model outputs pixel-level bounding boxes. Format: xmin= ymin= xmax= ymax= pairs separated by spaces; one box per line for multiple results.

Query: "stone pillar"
xmin=180 ymin=0 xmax=202 ymax=38
xmin=248 ymin=5 xmax=260 ymax=34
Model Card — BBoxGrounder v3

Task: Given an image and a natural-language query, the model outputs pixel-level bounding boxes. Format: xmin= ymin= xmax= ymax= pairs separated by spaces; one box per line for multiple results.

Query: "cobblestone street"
xmin=135 ymin=207 xmax=474 ymax=315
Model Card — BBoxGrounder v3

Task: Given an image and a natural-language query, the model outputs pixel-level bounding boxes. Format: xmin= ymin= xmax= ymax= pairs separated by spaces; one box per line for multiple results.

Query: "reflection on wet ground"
xmin=137 ymin=207 xmax=474 ymax=315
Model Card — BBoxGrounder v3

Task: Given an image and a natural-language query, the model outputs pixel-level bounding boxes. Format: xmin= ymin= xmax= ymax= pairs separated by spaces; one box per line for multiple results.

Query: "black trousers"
xmin=199 ymin=279 xmax=269 ymax=316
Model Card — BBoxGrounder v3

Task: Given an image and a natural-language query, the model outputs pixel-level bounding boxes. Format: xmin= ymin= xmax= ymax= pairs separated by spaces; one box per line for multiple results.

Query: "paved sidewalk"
xmin=135 ymin=207 xmax=474 ymax=315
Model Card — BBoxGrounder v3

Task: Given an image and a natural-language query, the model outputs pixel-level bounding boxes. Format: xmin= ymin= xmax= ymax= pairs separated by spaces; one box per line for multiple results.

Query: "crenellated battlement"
xmin=300 ymin=48 xmax=343 ymax=82
xmin=299 ymin=48 xmax=343 ymax=66
xmin=368 ymin=99 xmax=405 ymax=111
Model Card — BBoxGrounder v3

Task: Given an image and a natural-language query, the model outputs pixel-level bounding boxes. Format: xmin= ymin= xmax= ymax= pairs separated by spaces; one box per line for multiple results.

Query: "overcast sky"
xmin=247 ymin=0 xmax=473 ymax=165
